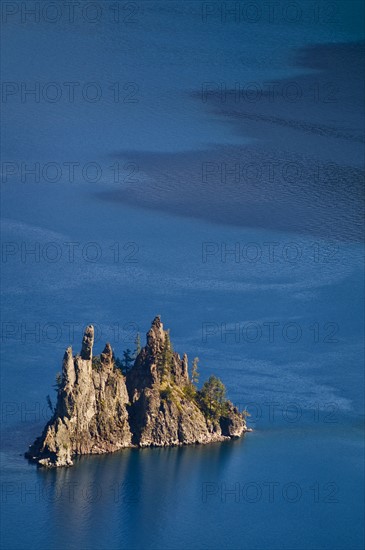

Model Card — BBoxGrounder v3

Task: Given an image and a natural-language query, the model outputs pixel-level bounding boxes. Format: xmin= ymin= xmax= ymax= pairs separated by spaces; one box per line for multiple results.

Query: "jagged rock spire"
xmin=25 ymin=315 xmax=248 ymax=468
xmin=81 ymin=325 xmax=94 ymax=360
xmin=62 ymin=347 xmax=75 ymax=387
xmin=151 ymin=315 xmax=161 ymax=327
xmin=100 ymin=342 xmax=113 ymax=369
xmin=146 ymin=316 xmax=165 ymax=352
xmin=101 ymin=342 xmax=112 ymax=358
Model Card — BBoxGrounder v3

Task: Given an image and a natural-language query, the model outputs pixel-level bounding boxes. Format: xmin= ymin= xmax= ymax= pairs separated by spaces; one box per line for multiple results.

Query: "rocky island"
xmin=26 ymin=316 xmax=249 ymax=467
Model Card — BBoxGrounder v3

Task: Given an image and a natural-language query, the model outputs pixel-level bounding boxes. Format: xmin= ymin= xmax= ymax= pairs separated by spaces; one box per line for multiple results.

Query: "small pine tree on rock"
xmin=121 ymin=349 xmax=134 ymax=373
xmin=54 ymin=372 xmax=62 ymax=391
xmin=134 ymin=332 xmax=141 ymax=358
xmin=191 ymin=357 xmax=199 ymax=387
xmin=200 ymin=375 xmax=227 ymax=418
xmin=158 ymin=330 xmax=173 ymax=382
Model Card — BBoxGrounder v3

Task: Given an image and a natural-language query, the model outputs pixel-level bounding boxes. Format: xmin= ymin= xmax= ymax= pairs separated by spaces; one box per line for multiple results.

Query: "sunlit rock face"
xmin=26 ymin=317 xmax=247 ymax=468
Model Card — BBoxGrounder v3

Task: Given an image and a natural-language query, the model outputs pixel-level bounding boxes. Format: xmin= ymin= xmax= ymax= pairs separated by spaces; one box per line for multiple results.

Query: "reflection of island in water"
xmin=38 ymin=437 xmax=242 ymax=548
xmin=101 ymin=42 xmax=364 ymax=242
xmin=26 ymin=316 xmax=249 ymax=468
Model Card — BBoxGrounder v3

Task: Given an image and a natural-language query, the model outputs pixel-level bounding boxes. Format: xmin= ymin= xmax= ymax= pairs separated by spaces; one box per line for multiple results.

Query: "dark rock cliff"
xmin=26 ymin=316 xmax=248 ymax=467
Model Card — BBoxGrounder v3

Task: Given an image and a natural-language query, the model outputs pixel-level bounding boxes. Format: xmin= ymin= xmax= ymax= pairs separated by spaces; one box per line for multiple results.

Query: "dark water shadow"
xmin=98 ymin=41 xmax=364 ymax=242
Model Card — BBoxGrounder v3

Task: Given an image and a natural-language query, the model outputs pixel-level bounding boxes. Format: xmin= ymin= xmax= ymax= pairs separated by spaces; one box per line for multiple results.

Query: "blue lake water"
xmin=1 ymin=1 xmax=364 ymax=549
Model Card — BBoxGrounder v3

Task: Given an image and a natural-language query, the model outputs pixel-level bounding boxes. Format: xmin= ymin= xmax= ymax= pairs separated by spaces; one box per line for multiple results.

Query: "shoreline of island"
xmin=26 ymin=316 xmax=250 ymax=468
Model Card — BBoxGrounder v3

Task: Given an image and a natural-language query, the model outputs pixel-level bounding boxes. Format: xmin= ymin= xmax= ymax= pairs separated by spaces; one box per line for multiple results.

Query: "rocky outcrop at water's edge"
xmin=25 ymin=316 xmax=249 ymax=467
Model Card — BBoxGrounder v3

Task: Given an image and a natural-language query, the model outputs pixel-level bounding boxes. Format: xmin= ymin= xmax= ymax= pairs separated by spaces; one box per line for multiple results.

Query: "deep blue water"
xmin=1 ymin=1 xmax=364 ymax=549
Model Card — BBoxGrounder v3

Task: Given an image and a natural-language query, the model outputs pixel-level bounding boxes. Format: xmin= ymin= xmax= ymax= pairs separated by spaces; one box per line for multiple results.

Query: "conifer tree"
xmin=54 ymin=372 xmax=62 ymax=390
xmin=134 ymin=332 xmax=142 ymax=357
xmin=191 ymin=357 xmax=199 ymax=387
xmin=122 ymin=349 xmax=134 ymax=373
xmin=200 ymin=375 xmax=226 ymax=417
xmin=158 ymin=330 xmax=173 ymax=382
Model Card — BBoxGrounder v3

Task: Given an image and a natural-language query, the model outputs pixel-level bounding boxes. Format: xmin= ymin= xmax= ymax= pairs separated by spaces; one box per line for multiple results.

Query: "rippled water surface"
xmin=1 ymin=2 xmax=364 ymax=549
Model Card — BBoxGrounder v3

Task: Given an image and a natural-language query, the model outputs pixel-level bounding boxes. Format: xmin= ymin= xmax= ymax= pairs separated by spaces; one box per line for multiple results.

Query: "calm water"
xmin=1 ymin=2 xmax=364 ymax=549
